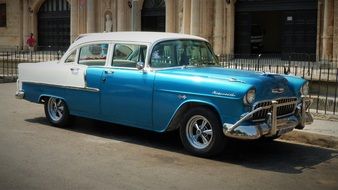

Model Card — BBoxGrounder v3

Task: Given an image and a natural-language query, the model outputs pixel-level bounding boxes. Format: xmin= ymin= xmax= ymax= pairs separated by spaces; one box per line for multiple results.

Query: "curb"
xmin=280 ymin=130 xmax=338 ymax=150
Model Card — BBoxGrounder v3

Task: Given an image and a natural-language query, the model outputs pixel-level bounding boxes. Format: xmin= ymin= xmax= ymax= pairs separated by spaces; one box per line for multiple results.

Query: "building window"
xmin=0 ymin=3 xmax=6 ymax=27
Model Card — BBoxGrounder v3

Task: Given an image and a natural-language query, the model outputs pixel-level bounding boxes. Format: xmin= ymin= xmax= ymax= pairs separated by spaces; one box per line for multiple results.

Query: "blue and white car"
xmin=16 ymin=32 xmax=313 ymax=156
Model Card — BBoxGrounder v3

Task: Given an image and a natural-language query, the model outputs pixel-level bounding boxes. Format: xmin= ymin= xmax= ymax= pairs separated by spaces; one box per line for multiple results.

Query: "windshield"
xmin=150 ymin=40 xmax=219 ymax=68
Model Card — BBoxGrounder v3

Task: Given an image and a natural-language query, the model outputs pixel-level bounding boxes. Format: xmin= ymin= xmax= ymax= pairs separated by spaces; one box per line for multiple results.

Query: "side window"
xmin=64 ymin=50 xmax=77 ymax=63
xmin=78 ymin=43 xmax=108 ymax=66
xmin=112 ymin=44 xmax=147 ymax=68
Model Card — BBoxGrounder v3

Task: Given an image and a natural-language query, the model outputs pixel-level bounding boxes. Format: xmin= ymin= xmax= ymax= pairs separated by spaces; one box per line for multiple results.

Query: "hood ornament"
xmin=272 ymin=88 xmax=284 ymax=94
xmin=227 ymin=78 xmax=245 ymax=83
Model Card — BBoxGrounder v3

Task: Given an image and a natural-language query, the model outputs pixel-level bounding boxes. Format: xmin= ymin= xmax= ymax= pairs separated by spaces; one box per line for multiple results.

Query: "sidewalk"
xmin=303 ymin=119 xmax=338 ymax=137
xmin=281 ymin=118 xmax=338 ymax=149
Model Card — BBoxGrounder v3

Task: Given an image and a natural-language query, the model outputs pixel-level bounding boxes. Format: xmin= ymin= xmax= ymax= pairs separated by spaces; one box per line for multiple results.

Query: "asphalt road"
xmin=1 ymin=83 xmax=338 ymax=190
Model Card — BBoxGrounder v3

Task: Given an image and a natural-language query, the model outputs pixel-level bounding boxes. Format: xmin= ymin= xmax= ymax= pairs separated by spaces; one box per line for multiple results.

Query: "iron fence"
xmin=0 ymin=48 xmax=65 ymax=82
xmin=219 ymin=54 xmax=338 ymax=115
xmin=1 ymin=51 xmax=337 ymax=115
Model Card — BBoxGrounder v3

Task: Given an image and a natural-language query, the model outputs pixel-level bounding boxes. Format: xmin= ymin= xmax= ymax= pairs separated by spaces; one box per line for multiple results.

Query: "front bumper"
xmin=223 ymin=96 xmax=313 ymax=140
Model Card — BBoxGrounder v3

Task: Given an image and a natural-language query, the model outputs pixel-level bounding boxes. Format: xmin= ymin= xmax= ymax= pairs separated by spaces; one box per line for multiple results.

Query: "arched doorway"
xmin=37 ymin=0 xmax=70 ymax=50
xmin=141 ymin=0 xmax=165 ymax=32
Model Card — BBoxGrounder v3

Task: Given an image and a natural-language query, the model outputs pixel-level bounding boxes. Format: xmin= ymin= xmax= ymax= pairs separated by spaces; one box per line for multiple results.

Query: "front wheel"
xmin=179 ymin=107 xmax=226 ymax=157
xmin=44 ymin=97 xmax=71 ymax=127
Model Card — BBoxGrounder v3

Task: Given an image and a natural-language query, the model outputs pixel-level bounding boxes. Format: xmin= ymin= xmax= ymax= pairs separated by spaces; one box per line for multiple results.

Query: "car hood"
xmin=156 ymin=66 xmax=298 ymax=100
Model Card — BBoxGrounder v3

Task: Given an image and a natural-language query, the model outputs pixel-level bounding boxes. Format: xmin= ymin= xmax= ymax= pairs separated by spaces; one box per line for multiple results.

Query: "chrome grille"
xmin=252 ymin=98 xmax=297 ymax=122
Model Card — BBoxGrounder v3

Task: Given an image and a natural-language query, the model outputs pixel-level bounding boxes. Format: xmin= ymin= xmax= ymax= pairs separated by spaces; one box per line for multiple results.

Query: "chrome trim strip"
xmin=23 ymin=81 xmax=100 ymax=92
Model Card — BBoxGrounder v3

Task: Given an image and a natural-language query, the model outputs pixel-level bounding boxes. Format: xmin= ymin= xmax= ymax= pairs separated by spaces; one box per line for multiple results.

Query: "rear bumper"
xmin=15 ymin=79 xmax=24 ymax=99
xmin=223 ymin=96 xmax=313 ymax=140
xmin=15 ymin=90 xmax=25 ymax=99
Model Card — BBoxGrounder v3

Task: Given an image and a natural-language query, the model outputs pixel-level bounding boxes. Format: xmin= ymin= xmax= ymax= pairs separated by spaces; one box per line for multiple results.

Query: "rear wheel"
xmin=44 ymin=97 xmax=71 ymax=127
xmin=179 ymin=107 xmax=226 ymax=157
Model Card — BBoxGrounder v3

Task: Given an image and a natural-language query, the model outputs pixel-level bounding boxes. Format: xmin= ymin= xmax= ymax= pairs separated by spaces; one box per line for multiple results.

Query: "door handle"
xmin=70 ymin=67 xmax=80 ymax=74
xmin=70 ymin=67 xmax=80 ymax=71
xmin=104 ymin=69 xmax=114 ymax=74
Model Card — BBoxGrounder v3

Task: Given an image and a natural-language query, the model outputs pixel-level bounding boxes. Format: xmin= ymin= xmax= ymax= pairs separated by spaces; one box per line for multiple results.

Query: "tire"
xmin=295 ymin=124 xmax=305 ymax=130
xmin=261 ymin=134 xmax=281 ymax=142
xmin=44 ymin=97 xmax=71 ymax=127
xmin=179 ymin=107 xmax=226 ymax=157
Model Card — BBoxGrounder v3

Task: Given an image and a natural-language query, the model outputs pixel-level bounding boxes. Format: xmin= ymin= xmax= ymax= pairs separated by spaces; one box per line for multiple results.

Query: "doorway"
xmin=37 ymin=0 xmax=70 ymax=50
xmin=141 ymin=0 xmax=165 ymax=32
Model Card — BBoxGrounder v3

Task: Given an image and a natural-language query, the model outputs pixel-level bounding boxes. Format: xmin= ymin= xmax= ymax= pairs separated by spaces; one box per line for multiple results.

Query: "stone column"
xmin=213 ymin=0 xmax=224 ymax=55
xmin=190 ymin=0 xmax=200 ymax=36
xmin=199 ymin=0 xmax=210 ymax=40
xmin=225 ymin=0 xmax=235 ymax=54
xmin=165 ymin=0 xmax=176 ymax=32
xmin=206 ymin=1 xmax=214 ymax=42
xmin=71 ymin=0 xmax=79 ymax=42
xmin=322 ymin=0 xmax=334 ymax=60
xmin=333 ymin=0 xmax=338 ymax=61
xmin=86 ymin=0 xmax=95 ymax=33
xmin=131 ymin=0 xmax=141 ymax=31
xmin=316 ymin=0 xmax=323 ymax=60
xmin=32 ymin=12 xmax=38 ymax=45
xmin=182 ymin=0 xmax=191 ymax=34
xmin=117 ymin=0 xmax=127 ymax=31
xmin=22 ymin=0 xmax=29 ymax=49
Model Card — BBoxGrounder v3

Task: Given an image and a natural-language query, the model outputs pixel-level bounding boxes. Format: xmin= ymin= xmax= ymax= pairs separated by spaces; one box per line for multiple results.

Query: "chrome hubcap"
xmin=186 ymin=115 xmax=213 ymax=149
xmin=47 ymin=98 xmax=65 ymax=122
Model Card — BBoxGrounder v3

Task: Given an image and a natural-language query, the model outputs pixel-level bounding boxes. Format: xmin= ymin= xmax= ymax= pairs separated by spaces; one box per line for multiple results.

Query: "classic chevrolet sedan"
xmin=16 ymin=32 xmax=313 ymax=156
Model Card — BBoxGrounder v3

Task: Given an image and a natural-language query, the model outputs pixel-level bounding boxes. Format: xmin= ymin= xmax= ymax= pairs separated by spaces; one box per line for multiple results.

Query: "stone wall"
xmin=0 ymin=0 xmax=22 ymax=49
xmin=0 ymin=0 xmax=337 ymax=60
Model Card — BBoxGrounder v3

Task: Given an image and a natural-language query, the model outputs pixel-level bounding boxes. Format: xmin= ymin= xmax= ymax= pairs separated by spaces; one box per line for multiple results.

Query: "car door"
xmin=62 ymin=43 xmax=110 ymax=115
xmin=100 ymin=43 xmax=154 ymax=129
xmin=62 ymin=48 xmax=87 ymax=88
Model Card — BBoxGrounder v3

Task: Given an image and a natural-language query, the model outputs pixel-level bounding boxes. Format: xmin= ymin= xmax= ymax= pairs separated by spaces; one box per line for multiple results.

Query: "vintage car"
xmin=16 ymin=32 xmax=313 ymax=156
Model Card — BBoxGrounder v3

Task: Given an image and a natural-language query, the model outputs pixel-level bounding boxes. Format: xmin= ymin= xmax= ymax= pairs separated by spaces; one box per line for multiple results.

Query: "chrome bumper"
xmin=15 ymin=90 xmax=24 ymax=99
xmin=223 ymin=96 xmax=313 ymax=140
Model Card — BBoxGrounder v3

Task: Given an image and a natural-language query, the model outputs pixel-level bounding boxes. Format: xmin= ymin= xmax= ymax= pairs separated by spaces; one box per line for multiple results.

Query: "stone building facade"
xmin=0 ymin=0 xmax=337 ymax=60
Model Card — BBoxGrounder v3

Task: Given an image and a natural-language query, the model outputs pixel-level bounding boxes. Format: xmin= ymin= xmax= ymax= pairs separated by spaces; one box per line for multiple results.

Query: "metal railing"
xmin=1 ymin=51 xmax=337 ymax=115
xmin=0 ymin=48 xmax=65 ymax=82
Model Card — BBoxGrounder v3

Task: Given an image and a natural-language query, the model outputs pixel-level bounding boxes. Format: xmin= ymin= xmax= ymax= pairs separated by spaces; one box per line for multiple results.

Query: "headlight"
xmin=244 ymin=89 xmax=256 ymax=105
xmin=300 ymin=82 xmax=309 ymax=96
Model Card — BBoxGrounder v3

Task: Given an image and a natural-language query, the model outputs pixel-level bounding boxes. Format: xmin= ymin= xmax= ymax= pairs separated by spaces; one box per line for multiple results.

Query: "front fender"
xmin=152 ymin=88 xmax=245 ymax=132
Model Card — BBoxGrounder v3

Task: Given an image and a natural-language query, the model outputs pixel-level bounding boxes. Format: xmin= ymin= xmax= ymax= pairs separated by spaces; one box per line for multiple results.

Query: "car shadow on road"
xmin=26 ymin=116 xmax=338 ymax=174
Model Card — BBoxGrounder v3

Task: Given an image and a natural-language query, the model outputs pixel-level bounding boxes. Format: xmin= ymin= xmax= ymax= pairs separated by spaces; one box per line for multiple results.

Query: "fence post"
xmin=57 ymin=50 xmax=61 ymax=60
xmin=316 ymin=67 xmax=322 ymax=113
xmin=49 ymin=46 xmax=52 ymax=60
xmin=288 ymin=55 xmax=291 ymax=74
xmin=2 ymin=52 xmax=4 ymax=78
xmin=257 ymin=54 xmax=261 ymax=71
xmin=6 ymin=52 xmax=9 ymax=79
xmin=333 ymin=68 xmax=338 ymax=114
xmin=307 ymin=54 xmax=311 ymax=76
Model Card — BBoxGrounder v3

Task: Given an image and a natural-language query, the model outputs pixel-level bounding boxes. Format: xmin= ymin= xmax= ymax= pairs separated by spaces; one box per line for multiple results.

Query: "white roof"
xmin=70 ymin=32 xmax=207 ymax=48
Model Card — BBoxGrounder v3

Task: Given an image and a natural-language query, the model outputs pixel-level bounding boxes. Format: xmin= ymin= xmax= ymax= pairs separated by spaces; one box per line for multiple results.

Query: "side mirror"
xmin=136 ymin=61 xmax=144 ymax=70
